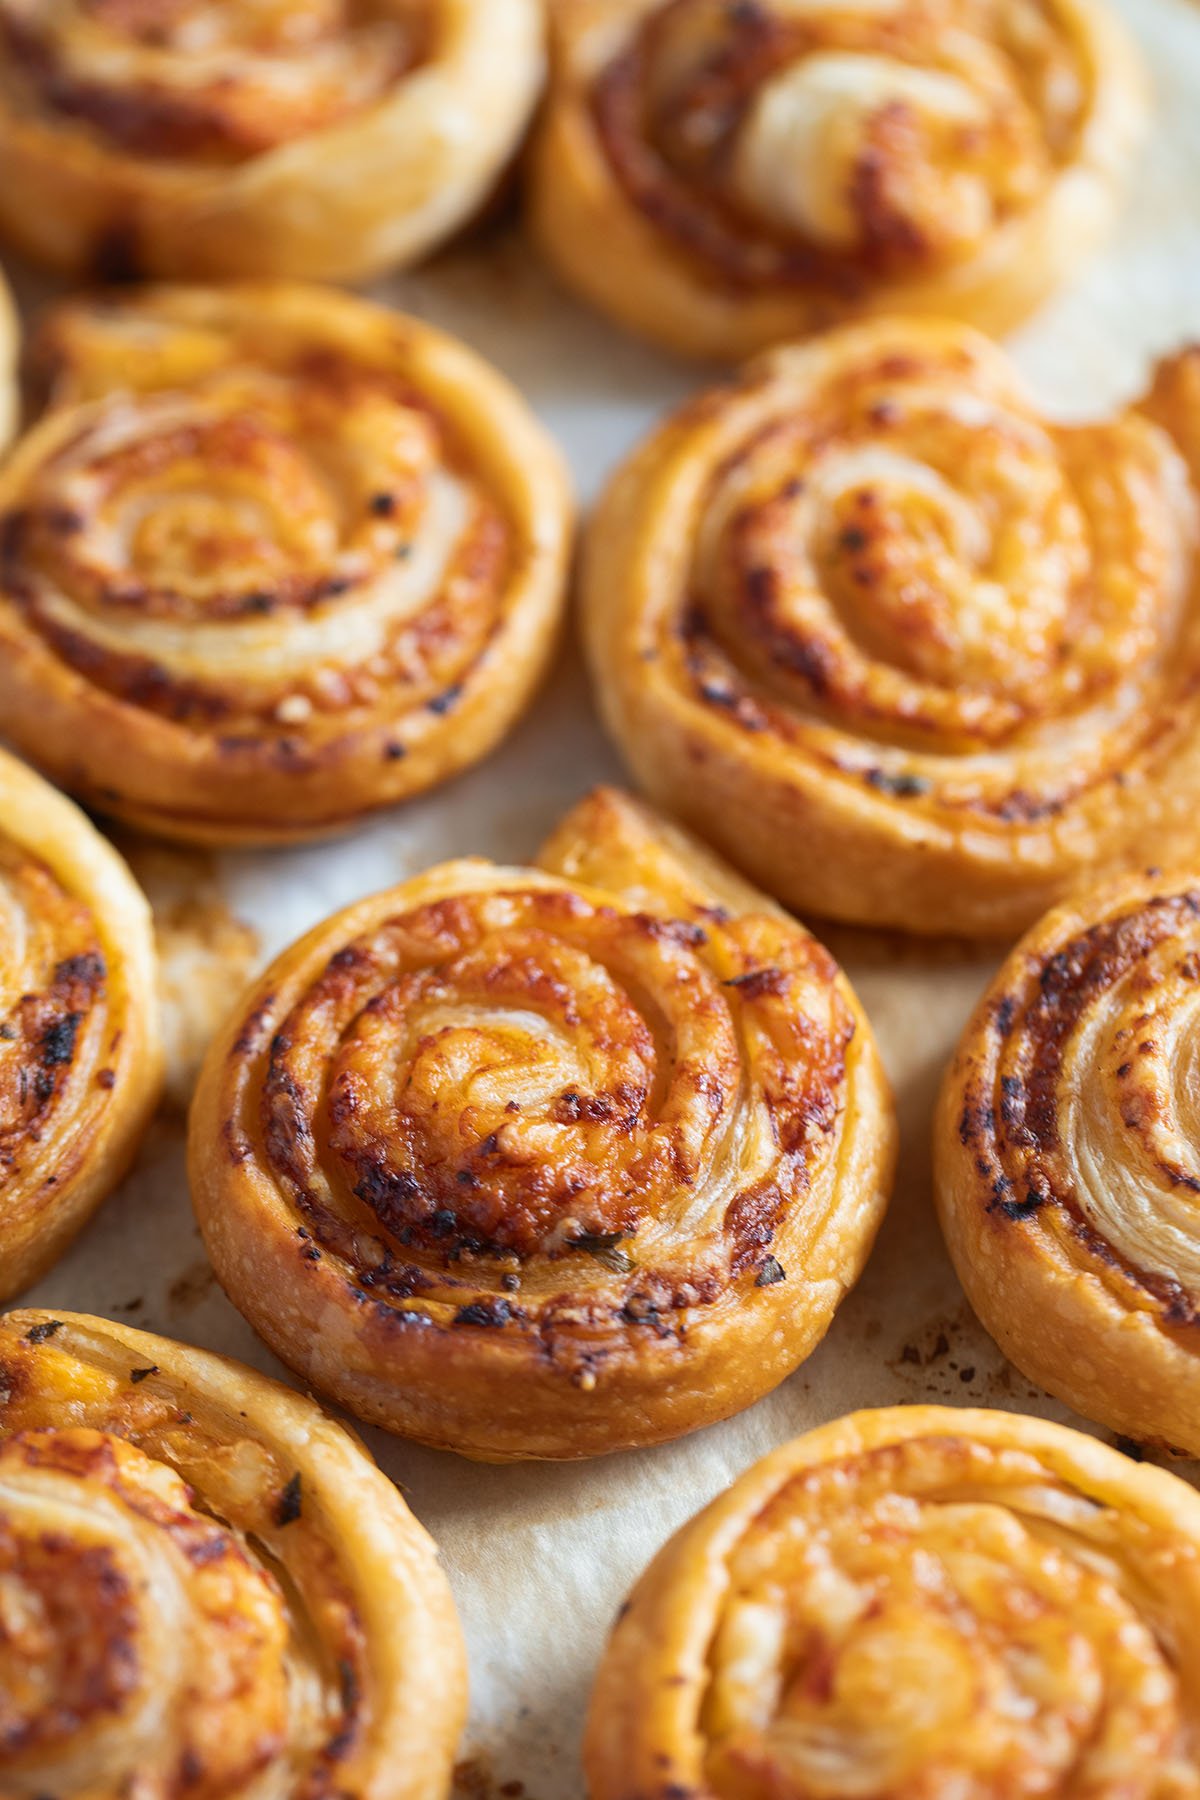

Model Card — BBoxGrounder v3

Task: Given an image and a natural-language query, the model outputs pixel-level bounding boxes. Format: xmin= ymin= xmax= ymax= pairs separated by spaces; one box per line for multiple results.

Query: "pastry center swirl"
xmin=989 ymin=891 xmax=1200 ymax=1306
xmin=0 ymin=0 xmax=422 ymax=161
xmin=0 ymin=1427 xmax=288 ymax=1795
xmin=3 ymin=362 xmax=507 ymax=718
xmin=594 ymin=0 xmax=1087 ymax=282
xmin=665 ymin=333 xmax=1200 ymax=825
xmin=701 ymin=1437 xmax=1189 ymax=1796
xmin=260 ymin=885 xmax=852 ymax=1269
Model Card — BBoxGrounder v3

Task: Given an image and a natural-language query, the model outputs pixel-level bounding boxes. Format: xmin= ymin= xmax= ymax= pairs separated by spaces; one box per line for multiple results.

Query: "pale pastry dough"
xmin=188 ymin=787 xmax=896 ymax=1461
xmin=936 ymin=868 xmax=1200 ymax=1457
xmin=0 ymin=0 xmax=545 ymax=281
xmin=529 ymin=0 xmax=1147 ymax=361
xmin=586 ymin=1406 xmax=1200 ymax=1799
xmin=584 ymin=317 xmax=1200 ymax=937
xmin=0 ymin=282 xmax=572 ymax=845
xmin=0 ymin=1308 xmax=466 ymax=1799
xmin=0 ymin=747 xmax=161 ymax=1300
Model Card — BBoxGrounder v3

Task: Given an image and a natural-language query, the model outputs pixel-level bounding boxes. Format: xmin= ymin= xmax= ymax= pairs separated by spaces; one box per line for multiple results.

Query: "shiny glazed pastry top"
xmin=584 ymin=317 xmax=1200 ymax=937
xmin=0 ymin=745 xmax=161 ymax=1301
xmin=936 ymin=867 xmax=1200 ymax=1459
xmin=0 ymin=0 xmax=545 ymax=281
xmin=0 ymin=1308 xmax=466 ymax=1799
xmin=529 ymin=0 xmax=1147 ymax=360
xmin=0 ymin=283 xmax=572 ymax=846
xmin=586 ymin=1405 xmax=1200 ymax=1800
xmin=188 ymin=787 xmax=896 ymax=1461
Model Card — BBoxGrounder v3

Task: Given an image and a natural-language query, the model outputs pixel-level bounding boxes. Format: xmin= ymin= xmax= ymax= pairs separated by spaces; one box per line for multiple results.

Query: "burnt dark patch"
xmin=725 ymin=967 xmax=788 ymax=1000
xmin=454 ymin=1299 xmax=515 ymax=1329
xmin=755 ymin=1256 xmax=786 ymax=1287
xmin=40 ymin=1013 xmax=82 ymax=1069
xmin=428 ymin=685 xmax=464 ymax=717
xmin=275 ymin=1472 xmax=303 ymax=1527
xmin=865 ymin=769 xmax=931 ymax=799
xmin=24 ymin=1319 xmax=64 ymax=1344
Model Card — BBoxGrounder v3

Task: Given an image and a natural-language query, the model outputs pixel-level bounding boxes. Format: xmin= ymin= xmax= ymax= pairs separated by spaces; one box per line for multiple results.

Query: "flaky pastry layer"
xmin=0 ymin=746 xmax=161 ymax=1299
xmin=585 ymin=316 xmax=1200 ymax=935
xmin=0 ymin=0 xmax=544 ymax=281
xmin=586 ymin=1405 xmax=1200 ymax=1799
xmin=0 ymin=1308 xmax=466 ymax=1798
xmin=0 ymin=282 xmax=572 ymax=845
xmin=188 ymin=787 xmax=895 ymax=1460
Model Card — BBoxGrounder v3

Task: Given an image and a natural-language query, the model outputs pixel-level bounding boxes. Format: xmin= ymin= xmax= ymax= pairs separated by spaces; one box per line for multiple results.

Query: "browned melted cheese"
xmin=227 ymin=879 xmax=853 ymax=1364
xmin=591 ymin=0 xmax=1086 ymax=296
xmin=0 ymin=1323 xmax=378 ymax=1797
xmin=699 ymin=1434 xmax=1200 ymax=1792
xmin=957 ymin=883 xmax=1200 ymax=1329
xmin=652 ymin=328 xmax=1200 ymax=827
xmin=1 ymin=348 xmax=510 ymax=746
xmin=0 ymin=839 xmax=111 ymax=1201
xmin=0 ymin=0 xmax=421 ymax=164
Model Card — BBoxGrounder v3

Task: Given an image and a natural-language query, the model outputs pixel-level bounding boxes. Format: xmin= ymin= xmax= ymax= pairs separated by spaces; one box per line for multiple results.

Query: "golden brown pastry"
xmin=0 ymin=747 xmax=161 ymax=1300
xmin=0 ymin=283 xmax=572 ymax=845
xmin=0 ymin=1307 xmax=466 ymax=1798
xmin=189 ymin=786 xmax=896 ymax=1461
xmin=0 ymin=261 xmax=16 ymax=449
xmin=585 ymin=317 xmax=1200 ymax=938
xmin=529 ymin=0 xmax=1147 ymax=361
xmin=586 ymin=1405 xmax=1200 ymax=1799
xmin=935 ymin=868 xmax=1200 ymax=1457
xmin=0 ymin=1 xmax=545 ymax=282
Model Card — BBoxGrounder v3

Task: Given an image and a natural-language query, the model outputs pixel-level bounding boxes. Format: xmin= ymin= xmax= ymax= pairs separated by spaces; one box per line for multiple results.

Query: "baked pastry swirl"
xmin=0 ymin=283 xmax=571 ymax=846
xmin=189 ymin=787 xmax=896 ymax=1461
xmin=529 ymin=0 xmax=1147 ymax=361
xmin=585 ymin=318 xmax=1200 ymax=937
xmin=0 ymin=1308 xmax=466 ymax=1798
xmin=586 ymin=1405 xmax=1200 ymax=1799
xmin=0 ymin=747 xmax=161 ymax=1301
xmin=936 ymin=868 xmax=1200 ymax=1457
xmin=0 ymin=0 xmax=544 ymax=281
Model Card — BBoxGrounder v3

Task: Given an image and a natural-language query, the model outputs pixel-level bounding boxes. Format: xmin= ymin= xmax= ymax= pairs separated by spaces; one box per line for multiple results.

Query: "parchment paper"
xmin=16 ymin=2 xmax=1200 ymax=1790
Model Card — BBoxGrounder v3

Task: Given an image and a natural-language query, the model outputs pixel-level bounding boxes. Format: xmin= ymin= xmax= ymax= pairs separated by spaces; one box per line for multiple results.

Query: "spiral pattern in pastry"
xmin=188 ymin=787 xmax=895 ymax=1461
xmin=0 ymin=0 xmax=545 ymax=281
xmin=584 ymin=317 xmax=1200 ymax=936
xmin=935 ymin=867 xmax=1200 ymax=1456
xmin=586 ymin=1405 xmax=1200 ymax=1800
xmin=0 ymin=283 xmax=571 ymax=845
xmin=0 ymin=746 xmax=161 ymax=1301
xmin=529 ymin=0 xmax=1147 ymax=360
xmin=0 ymin=1308 xmax=466 ymax=1799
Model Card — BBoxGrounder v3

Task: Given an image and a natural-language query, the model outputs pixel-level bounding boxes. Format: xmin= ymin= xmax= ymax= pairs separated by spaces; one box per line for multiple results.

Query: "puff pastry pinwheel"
xmin=188 ymin=786 xmax=896 ymax=1461
xmin=0 ymin=0 xmax=544 ymax=282
xmin=0 ymin=1308 xmax=466 ymax=1799
xmin=586 ymin=1405 xmax=1200 ymax=1800
xmin=529 ymin=0 xmax=1147 ymax=361
xmin=935 ymin=868 xmax=1200 ymax=1457
xmin=0 ymin=283 xmax=571 ymax=846
xmin=585 ymin=318 xmax=1200 ymax=938
xmin=0 ymin=747 xmax=161 ymax=1301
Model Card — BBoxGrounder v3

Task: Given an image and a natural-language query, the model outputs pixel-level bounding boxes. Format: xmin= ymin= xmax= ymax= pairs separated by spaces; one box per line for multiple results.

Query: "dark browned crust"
xmin=220 ymin=882 xmax=854 ymax=1390
xmin=957 ymin=887 xmax=1200 ymax=1326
